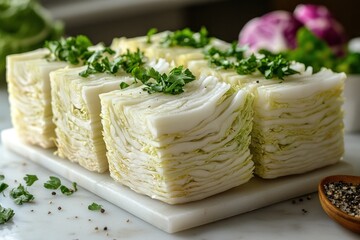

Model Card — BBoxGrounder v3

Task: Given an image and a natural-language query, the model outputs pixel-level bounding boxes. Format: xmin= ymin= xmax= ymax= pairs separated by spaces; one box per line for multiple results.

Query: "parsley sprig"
xmin=205 ymin=44 xmax=299 ymax=80
xmin=79 ymin=48 xmax=145 ymax=77
xmin=10 ymin=184 xmax=34 ymax=205
xmin=126 ymin=66 xmax=195 ymax=94
xmin=0 ymin=204 xmax=15 ymax=224
xmin=45 ymin=35 xmax=93 ymax=65
xmin=44 ymin=176 xmax=77 ymax=196
xmin=204 ymin=42 xmax=246 ymax=69
xmin=24 ymin=174 xmax=38 ymax=186
xmin=88 ymin=202 xmax=105 ymax=213
xmin=161 ymin=27 xmax=211 ymax=48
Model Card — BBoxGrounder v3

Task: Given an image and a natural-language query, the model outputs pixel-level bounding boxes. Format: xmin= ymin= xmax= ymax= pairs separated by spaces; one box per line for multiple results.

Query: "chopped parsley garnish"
xmin=23 ymin=174 xmax=38 ymax=186
xmin=44 ymin=176 xmax=61 ymax=190
xmin=0 ymin=175 xmax=4 ymax=181
xmin=128 ymin=66 xmax=196 ymax=94
xmin=10 ymin=184 xmax=34 ymax=205
xmin=0 ymin=204 xmax=15 ymax=224
xmin=146 ymin=28 xmax=158 ymax=44
xmin=161 ymin=27 xmax=211 ymax=48
xmin=204 ymin=42 xmax=246 ymax=69
xmin=60 ymin=182 xmax=77 ymax=196
xmin=0 ymin=183 xmax=9 ymax=194
xmin=79 ymin=48 xmax=145 ymax=77
xmin=44 ymin=176 xmax=77 ymax=196
xmin=205 ymin=44 xmax=299 ymax=80
xmin=88 ymin=202 xmax=104 ymax=212
xmin=45 ymin=35 xmax=94 ymax=65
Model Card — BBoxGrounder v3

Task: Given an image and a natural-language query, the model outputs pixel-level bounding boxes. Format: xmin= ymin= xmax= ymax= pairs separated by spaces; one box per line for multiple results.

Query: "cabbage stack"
xmin=50 ymin=66 xmax=136 ymax=172
xmin=6 ymin=49 xmax=67 ymax=148
xmin=187 ymin=58 xmax=345 ymax=178
xmin=251 ymin=69 xmax=345 ymax=178
xmin=100 ymin=76 xmax=254 ymax=204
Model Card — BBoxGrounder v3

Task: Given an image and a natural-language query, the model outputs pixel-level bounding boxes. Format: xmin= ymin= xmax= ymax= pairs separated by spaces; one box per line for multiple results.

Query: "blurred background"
xmin=40 ymin=0 xmax=359 ymax=44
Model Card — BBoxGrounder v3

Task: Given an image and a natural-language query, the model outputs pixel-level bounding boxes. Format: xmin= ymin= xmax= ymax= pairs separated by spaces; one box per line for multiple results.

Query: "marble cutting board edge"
xmin=1 ymin=128 xmax=355 ymax=233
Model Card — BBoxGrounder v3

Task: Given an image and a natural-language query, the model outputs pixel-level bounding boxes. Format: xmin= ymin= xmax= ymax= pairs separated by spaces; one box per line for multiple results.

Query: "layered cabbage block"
xmin=251 ymin=69 xmax=345 ymax=178
xmin=6 ymin=49 xmax=67 ymax=148
xmin=50 ymin=66 xmax=134 ymax=172
xmin=100 ymin=76 xmax=254 ymax=204
xmin=188 ymin=59 xmax=345 ymax=178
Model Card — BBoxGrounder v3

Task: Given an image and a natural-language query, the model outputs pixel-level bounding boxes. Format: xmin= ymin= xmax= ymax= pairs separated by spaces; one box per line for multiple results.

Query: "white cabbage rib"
xmin=100 ymin=76 xmax=254 ymax=204
xmin=6 ymin=49 xmax=67 ymax=148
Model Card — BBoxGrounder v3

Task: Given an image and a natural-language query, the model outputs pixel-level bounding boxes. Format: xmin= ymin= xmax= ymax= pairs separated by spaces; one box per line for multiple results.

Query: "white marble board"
xmin=1 ymin=128 xmax=354 ymax=233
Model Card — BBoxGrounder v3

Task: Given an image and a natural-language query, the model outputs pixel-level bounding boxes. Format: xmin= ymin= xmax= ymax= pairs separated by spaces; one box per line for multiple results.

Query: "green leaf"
xmin=0 ymin=175 xmax=4 ymax=181
xmin=60 ymin=185 xmax=73 ymax=196
xmin=79 ymin=48 xmax=144 ymax=77
xmin=43 ymin=176 xmax=61 ymax=190
xmin=161 ymin=27 xmax=211 ymax=48
xmin=88 ymin=202 xmax=103 ymax=211
xmin=10 ymin=184 xmax=34 ymax=205
xmin=0 ymin=183 xmax=9 ymax=194
xmin=0 ymin=204 xmax=15 ymax=224
xmin=45 ymin=35 xmax=93 ymax=65
xmin=120 ymin=82 xmax=130 ymax=89
xmin=23 ymin=174 xmax=38 ymax=186
xmin=146 ymin=28 xmax=158 ymax=44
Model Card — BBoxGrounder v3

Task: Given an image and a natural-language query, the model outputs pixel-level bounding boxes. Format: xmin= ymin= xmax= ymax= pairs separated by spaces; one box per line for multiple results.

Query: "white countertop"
xmin=0 ymin=87 xmax=359 ymax=240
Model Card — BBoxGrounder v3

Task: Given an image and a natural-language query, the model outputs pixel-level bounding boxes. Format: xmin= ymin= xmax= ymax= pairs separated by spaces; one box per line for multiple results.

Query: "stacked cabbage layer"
xmin=6 ymin=49 xmax=67 ymax=148
xmin=251 ymin=69 xmax=345 ymax=178
xmin=188 ymin=58 xmax=345 ymax=178
xmin=50 ymin=66 xmax=135 ymax=172
xmin=100 ymin=76 xmax=254 ymax=204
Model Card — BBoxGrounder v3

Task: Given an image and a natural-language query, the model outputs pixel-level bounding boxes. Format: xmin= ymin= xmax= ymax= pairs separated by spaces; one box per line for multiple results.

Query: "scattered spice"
xmin=104 ymin=226 xmax=108 ymax=231
xmin=95 ymin=227 xmax=99 ymax=231
xmin=58 ymin=206 xmax=62 ymax=211
xmin=324 ymin=181 xmax=360 ymax=217
xmin=52 ymin=191 xmax=56 ymax=196
xmin=302 ymin=208 xmax=308 ymax=214
xmin=48 ymin=211 xmax=51 ymax=215
xmin=126 ymin=219 xmax=130 ymax=223
xmin=306 ymin=195 xmax=312 ymax=200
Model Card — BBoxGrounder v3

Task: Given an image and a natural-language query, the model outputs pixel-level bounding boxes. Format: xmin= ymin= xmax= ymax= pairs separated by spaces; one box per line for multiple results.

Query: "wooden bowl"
xmin=318 ymin=175 xmax=360 ymax=234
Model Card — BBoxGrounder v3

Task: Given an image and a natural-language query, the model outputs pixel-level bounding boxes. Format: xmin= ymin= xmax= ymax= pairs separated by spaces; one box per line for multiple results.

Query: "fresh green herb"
xmin=45 ymin=35 xmax=93 ymax=65
xmin=10 ymin=184 xmax=34 ymax=205
xmin=132 ymin=66 xmax=196 ymax=94
xmin=88 ymin=202 xmax=104 ymax=212
xmin=120 ymin=82 xmax=130 ymax=89
xmin=257 ymin=54 xmax=299 ymax=79
xmin=161 ymin=27 xmax=211 ymax=48
xmin=235 ymin=54 xmax=259 ymax=75
xmin=205 ymin=44 xmax=298 ymax=80
xmin=0 ymin=175 xmax=4 ymax=181
xmin=204 ymin=42 xmax=245 ymax=69
xmin=235 ymin=54 xmax=298 ymax=80
xmin=0 ymin=182 xmax=9 ymax=193
xmin=60 ymin=182 xmax=77 ymax=196
xmin=80 ymin=48 xmax=145 ymax=77
xmin=23 ymin=174 xmax=38 ymax=186
xmin=0 ymin=204 xmax=15 ymax=224
xmin=43 ymin=176 xmax=61 ymax=190
xmin=146 ymin=28 xmax=158 ymax=44
xmin=43 ymin=176 xmax=77 ymax=196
